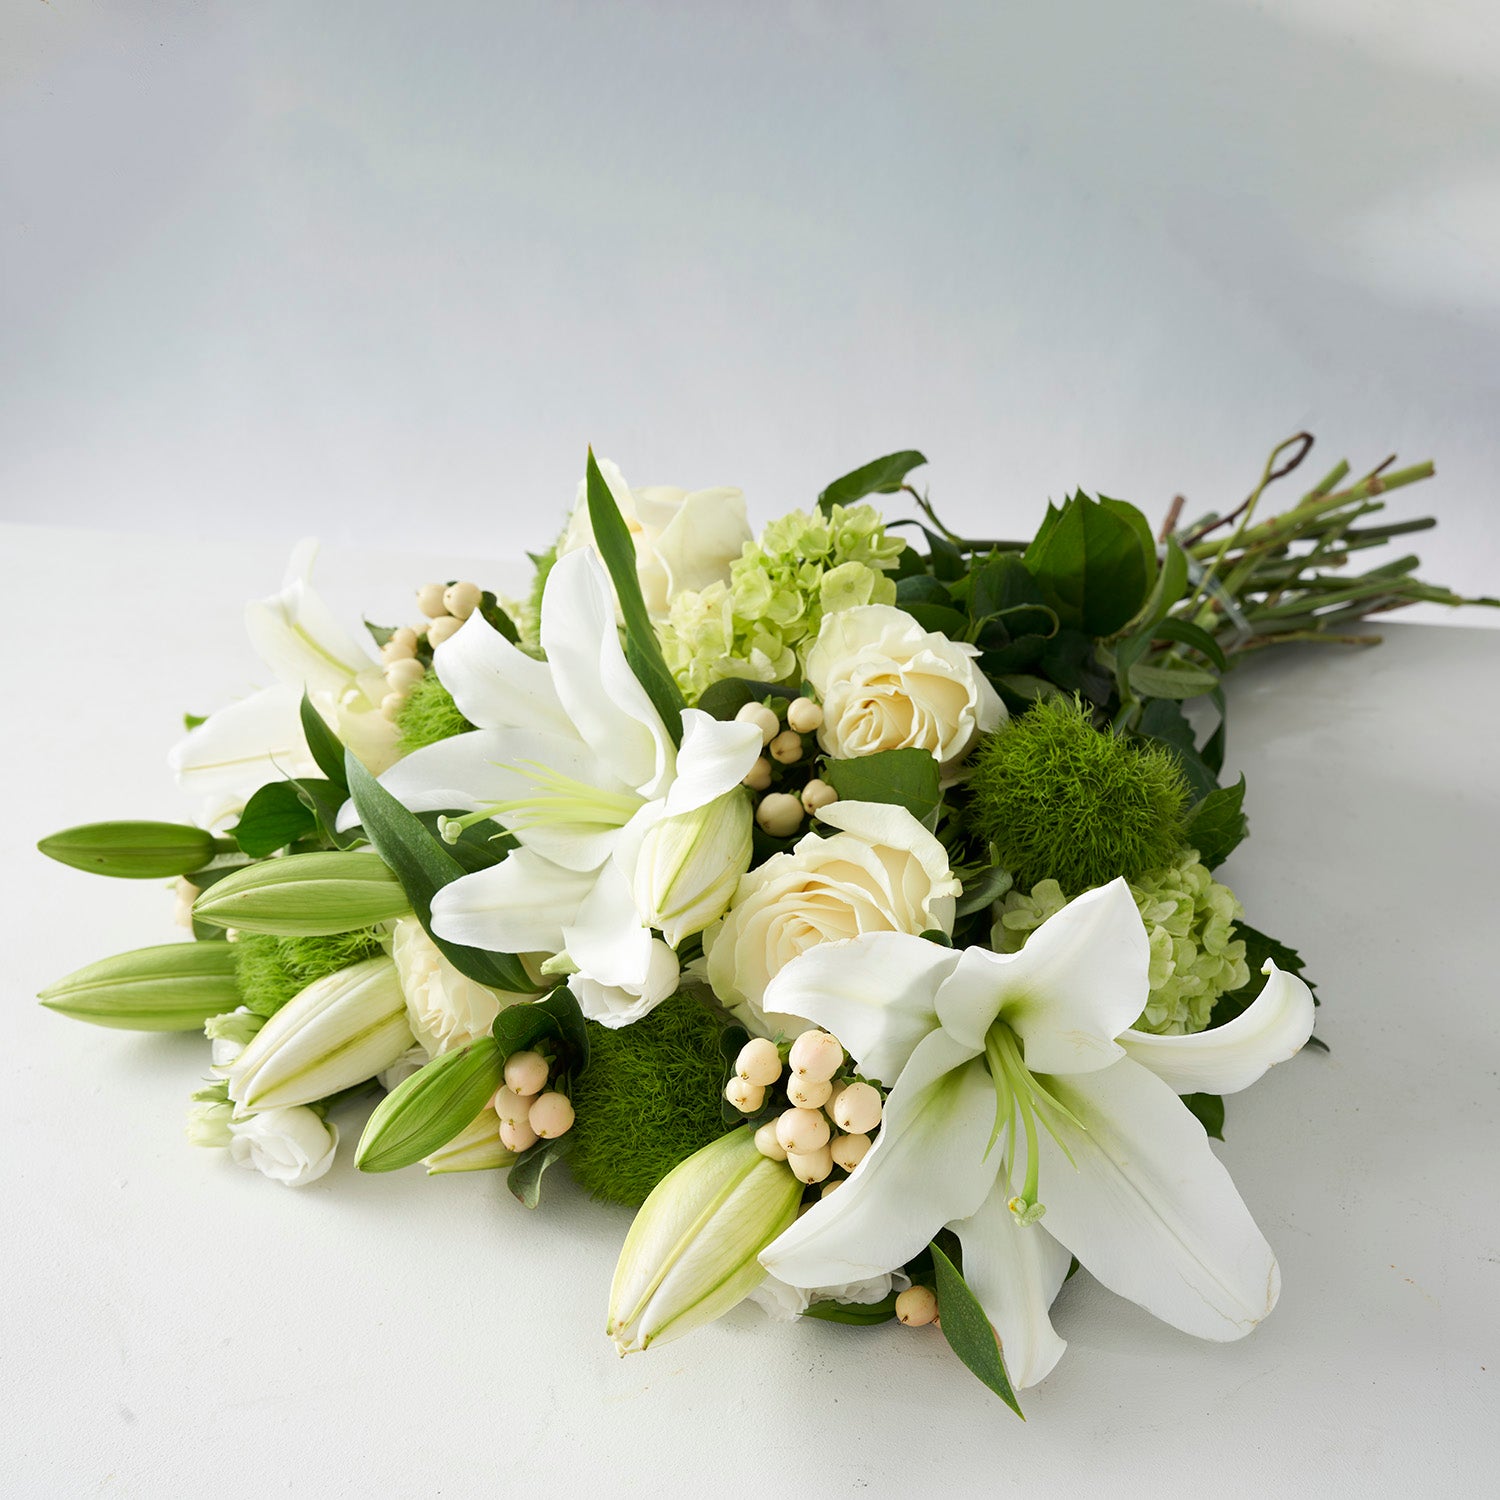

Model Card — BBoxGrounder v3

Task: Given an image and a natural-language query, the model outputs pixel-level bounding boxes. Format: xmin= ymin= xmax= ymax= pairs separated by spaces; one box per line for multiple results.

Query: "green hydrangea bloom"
xmin=991 ymin=851 xmax=1250 ymax=1035
xmin=659 ymin=503 xmax=903 ymax=699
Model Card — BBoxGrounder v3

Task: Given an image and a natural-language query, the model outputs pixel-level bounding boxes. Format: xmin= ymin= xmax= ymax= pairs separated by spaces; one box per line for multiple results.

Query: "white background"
xmin=2 ymin=0 xmax=1498 ymax=621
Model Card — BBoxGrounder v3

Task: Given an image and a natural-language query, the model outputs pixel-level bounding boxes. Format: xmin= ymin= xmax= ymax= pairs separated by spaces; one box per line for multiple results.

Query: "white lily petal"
xmin=990 ymin=879 xmax=1150 ymax=1074
xmin=761 ymin=1033 xmax=997 ymax=1287
xmin=429 ymin=849 xmax=595 ymax=955
xmin=571 ymin=941 xmax=680 ymax=1028
xmin=245 ymin=539 xmax=377 ymax=694
xmin=949 ymin=1180 xmax=1072 ymax=1390
xmin=1037 ymin=1057 xmax=1281 ymax=1342
xmin=661 ymin=710 xmax=763 ymax=817
xmin=760 ymin=932 xmax=961 ymax=1086
xmin=1121 ymin=962 xmax=1316 ymax=1097
xmin=564 ymin=856 xmax=656 ymax=990
xmin=431 ymin=609 xmax=573 ymax=737
xmin=540 ymin=550 xmax=674 ymax=797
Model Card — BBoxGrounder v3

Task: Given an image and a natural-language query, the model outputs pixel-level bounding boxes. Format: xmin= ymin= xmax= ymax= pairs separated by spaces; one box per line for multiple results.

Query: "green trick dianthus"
xmin=231 ymin=929 xmax=386 ymax=1018
xmin=395 ymin=673 xmax=474 ymax=753
xmin=568 ymin=994 xmax=732 ymax=1207
xmin=968 ymin=694 xmax=1190 ymax=892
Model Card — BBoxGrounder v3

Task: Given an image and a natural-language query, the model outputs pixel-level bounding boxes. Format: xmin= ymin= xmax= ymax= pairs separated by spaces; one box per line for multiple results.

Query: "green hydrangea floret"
xmin=992 ymin=851 xmax=1251 ymax=1035
xmin=968 ymin=695 xmax=1190 ymax=892
xmin=231 ymin=929 xmax=386 ymax=1018
xmin=567 ymin=994 xmax=732 ymax=1207
xmin=395 ymin=673 xmax=475 ymax=753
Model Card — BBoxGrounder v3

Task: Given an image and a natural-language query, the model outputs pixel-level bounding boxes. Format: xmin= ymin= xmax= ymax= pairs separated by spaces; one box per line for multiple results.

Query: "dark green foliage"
xmin=396 ymin=674 xmax=475 ymax=753
xmin=231 ymin=929 xmax=385 ymax=1018
xmin=568 ymin=995 xmax=732 ymax=1207
xmin=968 ymin=695 xmax=1190 ymax=892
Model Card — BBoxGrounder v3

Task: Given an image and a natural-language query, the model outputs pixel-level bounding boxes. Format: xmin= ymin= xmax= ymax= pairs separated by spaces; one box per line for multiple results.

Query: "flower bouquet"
xmin=37 ymin=439 xmax=1492 ymax=1414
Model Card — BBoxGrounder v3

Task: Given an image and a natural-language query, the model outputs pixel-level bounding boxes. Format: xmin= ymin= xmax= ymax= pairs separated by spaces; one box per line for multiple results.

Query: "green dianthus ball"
xmin=395 ymin=673 xmax=474 ymax=753
xmin=568 ymin=994 xmax=732 ymax=1207
xmin=232 ymin=929 xmax=385 ymax=1018
xmin=968 ymin=694 xmax=1190 ymax=892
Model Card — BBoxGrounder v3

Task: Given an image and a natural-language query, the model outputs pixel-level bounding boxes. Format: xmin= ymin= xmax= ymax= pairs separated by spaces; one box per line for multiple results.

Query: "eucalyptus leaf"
xmin=930 ymin=1242 xmax=1023 ymax=1418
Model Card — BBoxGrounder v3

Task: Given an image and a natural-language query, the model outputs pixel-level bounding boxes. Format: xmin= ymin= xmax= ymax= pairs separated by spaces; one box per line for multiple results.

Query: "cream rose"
xmin=804 ymin=604 xmax=1006 ymax=769
xmin=391 ymin=917 xmax=537 ymax=1056
xmin=703 ymin=800 xmax=960 ymax=1034
xmin=559 ymin=456 xmax=752 ymax=617
xmin=228 ymin=1107 xmax=338 ymax=1187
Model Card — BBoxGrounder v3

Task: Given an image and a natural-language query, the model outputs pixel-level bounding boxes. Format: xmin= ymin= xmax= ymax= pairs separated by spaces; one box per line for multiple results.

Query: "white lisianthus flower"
xmin=703 ymin=800 xmax=960 ymax=1035
xmin=748 ymin=1269 xmax=911 ymax=1323
xmin=169 ymin=541 xmax=400 ymax=827
xmin=804 ymin=604 xmax=1006 ymax=770
xmin=227 ymin=1107 xmax=339 ymax=1187
xmin=390 ymin=916 xmax=539 ymax=1055
xmin=558 ymin=457 xmax=752 ymax=617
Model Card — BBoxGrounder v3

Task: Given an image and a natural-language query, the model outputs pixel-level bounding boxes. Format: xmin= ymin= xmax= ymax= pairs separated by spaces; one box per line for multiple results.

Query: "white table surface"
xmin=3 ymin=523 xmax=1496 ymax=1498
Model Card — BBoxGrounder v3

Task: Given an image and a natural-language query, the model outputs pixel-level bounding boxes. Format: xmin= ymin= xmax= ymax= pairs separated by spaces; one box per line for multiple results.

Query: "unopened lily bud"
xmin=724 ymin=1076 xmax=765 ymax=1114
xmin=830 ymin=1131 xmax=871 ymax=1171
xmin=37 ymin=819 xmax=218 ymax=880
xmin=786 ymin=1074 xmax=832 ymax=1110
xmin=736 ymin=1037 xmax=782 ymax=1087
xmin=800 ymin=778 xmax=838 ymax=814
xmin=789 ymin=1029 xmax=843 ymax=1082
xmin=833 ymin=1081 xmax=883 ymax=1133
xmin=416 ymin=583 xmax=449 ymax=618
xmin=499 ymin=1115 xmax=538 ymax=1152
xmin=528 ymin=1091 xmax=574 ymax=1139
xmin=227 ymin=956 xmax=413 ymax=1111
xmin=504 ymin=1050 xmax=549 ymax=1097
xmin=355 ymin=1037 xmax=505 ymax=1173
xmin=753 ymin=1121 xmax=788 ymax=1161
xmin=755 ymin=793 xmax=803 ymax=838
xmin=193 ymin=852 xmax=409 ymax=936
xmin=735 ymin=701 xmax=780 ymax=745
xmin=786 ymin=697 xmax=824 ymax=734
xmin=774 ymin=1107 xmax=830 ymax=1156
xmin=632 ymin=789 xmax=753 ymax=946
xmin=896 ymin=1286 xmax=939 ymax=1326
xmin=768 ymin=729 xmax=803 ymax=765
xmin=39 ymin=942 xmax=240 ymax=1031
xmin=608 ymin=1128 xmax=802 ymax=1355
xmin=788 ymin=1145 xmax=834 ymax=1185
xmin=428 ymin=614 xmax=464 ymax=647
xmin=443 ymin=581 xmax=483 ymax=620
xmin=422 ymin=1106 xmax=516 ymax=1175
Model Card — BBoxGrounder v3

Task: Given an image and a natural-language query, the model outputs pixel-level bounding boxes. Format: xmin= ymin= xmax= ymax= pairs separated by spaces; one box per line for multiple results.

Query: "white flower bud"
xmin=736 ymin=1037 xmax=783 ymax=1087
xmin=833 ymin=1081 xmax=883 ymax=1133
xmin=774 ymin=1107 xmax=830 ymax=1155
xmin=753 ymin=1121 xmax=788 ymax=1161
xmin=503 ymin=1050 xmax=549 ymax=1097
xmin=528 ymin=1091 xmax=574 ymax=1139
xmin=427 ymin=614 xmax=464 ymax=647
xmin=789 ymin=1029 xmax=843 ymax=1082
xmin=768 ymin=729 xmax=803 ymax=765
xmin=735 ymin=701 xmax=781 ymax=745
xmin=632 ymin=790 xmax=754 ymax=947
xmin=786 ymin=697 xmax=824 ymax=733
xmin=755 ymin=793 xmax=803 ymax=838
xmin=800 ymin=778 xmax=838 ymax=813
xmin=416 ymin=583 xmax=449 ymax=618
xmin=788 ymin=1145 xmax=834 ymax=1184
xmin=896 ymin=1285 xmax=939 ymax=1326
xmin=786 ymin=1074 xmax=832 ymax=1110
xmin=743 ymin=757 xmax=773 ymax=791
xmin=724 ymin=1076 xmax=766 ymax=1114
xmin=830 ymin=1131 xmax=871 ymax=1171
xmin=443 ymin=580 xmax=483 ymax=620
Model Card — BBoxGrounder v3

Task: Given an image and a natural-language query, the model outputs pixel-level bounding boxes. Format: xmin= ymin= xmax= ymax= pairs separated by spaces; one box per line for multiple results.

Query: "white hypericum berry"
xmin=381 ymin=635 xmax=418 ymax=664
xmin=768 ymin=729 xmax=803 ymax=765
xmin=492 ymin=1086 xmax=534 ymax=1125
xmin=735 ymin=701 xmax=781 ymax=745
xmin=787 ymin=1145 xmax=834 ymax=1185
xmin=786 ymin=697 xmax=824 ymax=734
xmin=528 ymin=1091 xmax=574 ymax=1139
xmin=724 ymin=1077 xmax=766 ymax=1114
xmin=499 ymin=1116 xmax=539 ymax=1152
xmin=416 ymin=583 xmax=449 ymax=618
xmin=428 ymin=614 xmax=464 ymax=647
xmin=736 ymin=1037 xmax=783 ymax=1087
xmin=819 ymin=1178 xmax=843 ymax=1198
xmin=390 ymin=625 xmax=420 ymax=653
xmin=385 ymin=657 xmax=425 ymax=692
xmin=786 ymin=1074 xmax=832 ymax=1110
xmin=443 ymin=580 xmax=483 ymax=620
xmin=754 ymin=1121 xmax=788 ymax=1161
xmin=774 ymin=1106 xmax=830 ymax=1156
xmin=833 ymin=1081 xmax=883 ymax=1133
xmin=830 ymin=1131 xmax=871 ymax=1171
xmin=380 ymin=691 xmax=407 ymax=721
xmin=742 ymin=757 xmax=773 ymax=792
xmin=896 ymin=1286 xmax=939 ymax=1327
xmin=788 ymin=1029 xmax=843 ymax=1082
xmin=800 ymin=778 xmax=838 ymax=814
xmin=755 ymin=793 xmax=803 ymax=838
xmin=503 ymin=1050 xmax=549 ymax=1098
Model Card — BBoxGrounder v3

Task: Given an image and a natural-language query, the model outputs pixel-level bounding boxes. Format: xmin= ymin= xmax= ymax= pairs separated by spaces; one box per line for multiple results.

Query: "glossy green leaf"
xmin=1148 ymin=617 xmax=1229 ymax=674
xmin=801 ymin=1292 xmax=898 ymax=1325
xmin=1183 ymin=1091 xmax=1226 ymax=1141
xmin=233 ymin=781 xmax=318 ymax=858
xmin=299 ymin=691 xmax=350 ymax=790
xmin=930 ymin=1241 xmax=1023 ymax=1418
xmin=1023 ymin=491 xmax=1156 ymax=637
xmin=955 ymin=863 xmax=1014 ymax=918
xmin=817 ymin=450 xmax=927 ymax=516
xmin=822 ymin=748 xmax=941 ymax=827
xmin=1185 ymin=775 xmax=1248 ymax=868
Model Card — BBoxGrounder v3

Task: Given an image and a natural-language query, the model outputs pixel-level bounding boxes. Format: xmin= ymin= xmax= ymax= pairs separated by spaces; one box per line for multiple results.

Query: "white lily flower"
xmin=373 ymin=548 xmax=762 ymax=1026
xmin=168 ymin=541 xmax=399 ymax=827
xmin=758 ymin=880 xmax=1315 ymax=1389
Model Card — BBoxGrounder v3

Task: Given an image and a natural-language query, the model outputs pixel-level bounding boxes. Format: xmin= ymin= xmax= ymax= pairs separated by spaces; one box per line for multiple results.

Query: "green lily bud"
xmin=607 ymin=1127 xmax=802 ymax=1355
xmin=39 ymin=943 xmax=240 ymax=1031
xmin=422 ymin=1107 xmax=516 ymax=1175
xmin=631 ymin=788 xmax=754 ymax=946
xmin=226 ymin=956 xmax=413 ymax=1110
xmin=37 ymin=820 xmax=218 ymax=879
xmin=355 ymin=1036 xmax=505 ymax=1173
xmin=193 ymin=852 xmax=409 ymax=936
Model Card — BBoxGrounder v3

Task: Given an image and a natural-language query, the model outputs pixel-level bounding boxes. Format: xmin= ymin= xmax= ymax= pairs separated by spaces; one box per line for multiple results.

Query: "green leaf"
xmin=817 ymin=450 xmax=927 ymax=516
xmin=1023 ymin=491 xmax=1155 ymax=637
xmin=930 ymin=1241 xmax=1023 ymax=1418
xmin=508 ymin=1133 xmax=575 ymax=1208
xmin=1118 ymin=536 xmax=1190 ymax=639
xmin=1147 ymin=618 xmax=1229 ymax=674
xmin=299 ymin=691 xmax=350 ymax=790
xmin=355 ymin=1037 xmax=505 ymax=1172
xmin=696 ymin=678 xmax=792 ymax=721
xmin=822 ymin=748 xmax=941 ymax=827
xmin=1128 ymin=661 xmax=1220 ymax=700
xmin=182 ymin=711 xmax=208 ymax=731
xmin=1183 ymin=1091 xmax=1225 ymax=1141
xmin=345 ymin=752 xmax=535 ymax=993
xmin=585 ymin=447 xmax=685 ymax=743
xmin=233 ymin=781 xmax=318 ymax=858
xmin=955 ymin=863 xmax=1014 ymax=918
xmin=492 ymin=987 xmax=590 ymax=1080
xmin=478 ymin=591 xmax=520 ymax=644
xmin=801 ymin=1292 xmax=898 ymax=1325
xmin=1185 ymin=775 xmax=1248 ymax=868
xmin=364 ymin=620 xmax=398 ymax=648
xmin=1134 ymin=699 xmax=1218 ymax=802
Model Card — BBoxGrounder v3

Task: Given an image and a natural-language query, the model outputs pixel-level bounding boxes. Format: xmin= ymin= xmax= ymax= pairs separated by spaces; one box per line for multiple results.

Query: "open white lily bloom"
xmin=374 ymin=548 xmax=762 ymax=1026
xmin=168 ymin=541 xmax=399 ymax=826
xmin=758 ymin=879 xmax=1315 ymax=1389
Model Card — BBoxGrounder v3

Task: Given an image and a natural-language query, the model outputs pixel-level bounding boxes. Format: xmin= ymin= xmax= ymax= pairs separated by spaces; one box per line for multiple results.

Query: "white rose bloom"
xmin=704 ymin=800 xmax=960 ymax=1034
xmin=558 ymin=456 xmax=751 ymax=617
xmin=749 ymin=1269 xmax=911 ymax=1323
xmin=228 ymin=1107 xmax=338 ymax=1187
xmin=390 ymin=916 xmax=536 ymax=1055
xmin=804 ymin=604 xmax=1006 ymax=770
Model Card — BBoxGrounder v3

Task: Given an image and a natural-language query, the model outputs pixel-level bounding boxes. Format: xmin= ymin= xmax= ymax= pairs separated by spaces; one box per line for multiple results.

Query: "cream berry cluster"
xmin=491 ymin=1049 xmax=575 ymax=1153
xmin=733 ymin=697 xmax=839 ymax=839
xmin=377 ymin=579 xmax=486 ymax=722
